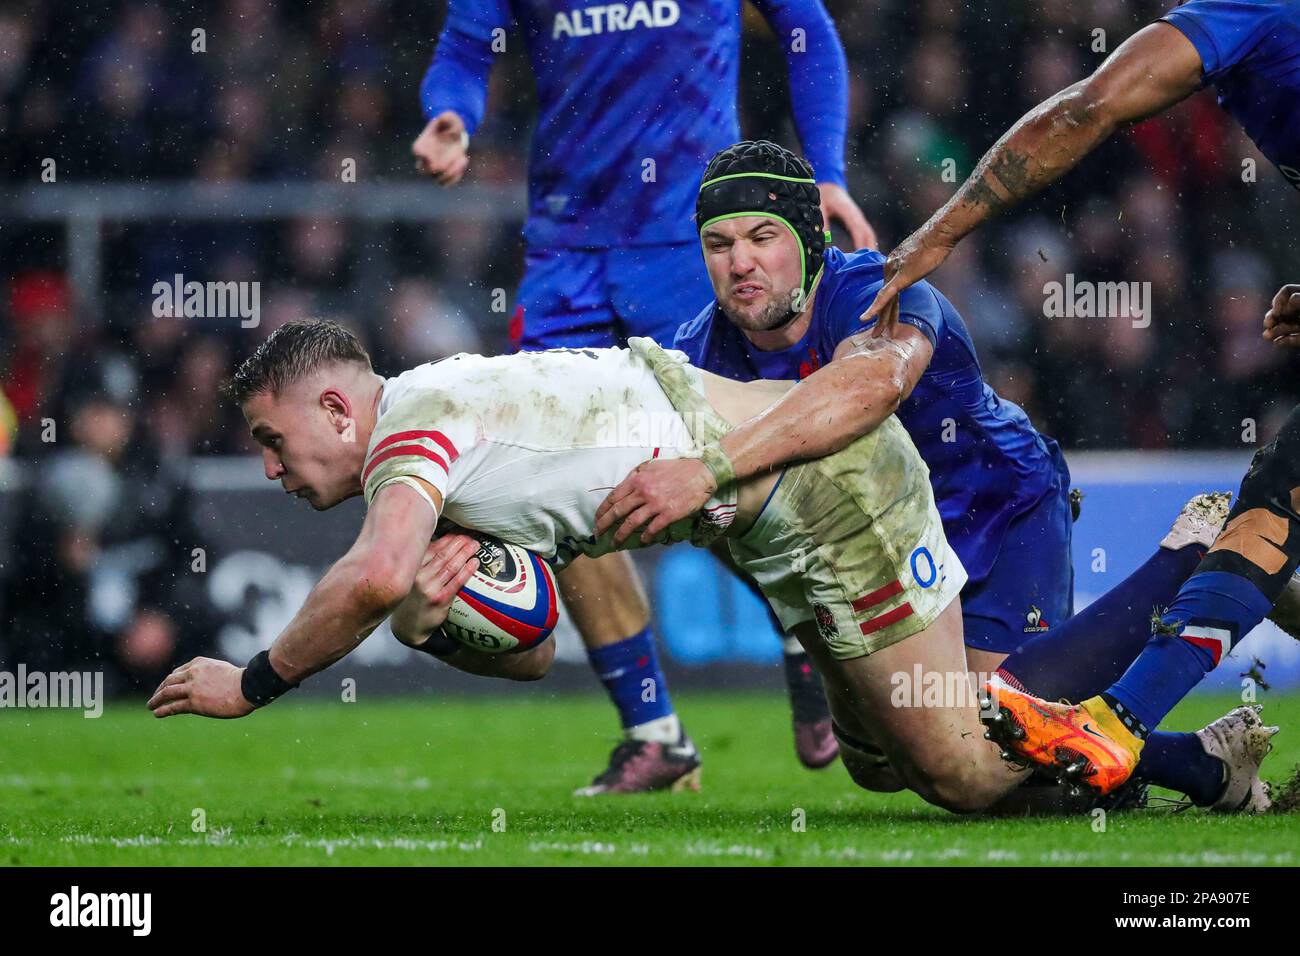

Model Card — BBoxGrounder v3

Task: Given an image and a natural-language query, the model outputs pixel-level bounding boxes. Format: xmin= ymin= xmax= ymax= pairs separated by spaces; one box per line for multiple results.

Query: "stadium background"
xmin=1 ymin=0 xmax=1297 ymax=696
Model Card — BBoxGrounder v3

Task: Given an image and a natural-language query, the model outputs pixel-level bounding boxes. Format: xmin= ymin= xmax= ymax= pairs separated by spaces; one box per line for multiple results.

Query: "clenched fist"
xmin=412 ymin=111 xmax=470 ymax=186
xmin=1263 ymin=283 xmax=1300 ymax=348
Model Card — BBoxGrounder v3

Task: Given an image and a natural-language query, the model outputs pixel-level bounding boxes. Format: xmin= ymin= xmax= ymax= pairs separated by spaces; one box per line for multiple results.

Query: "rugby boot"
xmin=981 ymin=679 xmax=1143 ymax=798
xmin=573 ymin=733 xmax=702 ymax=796
xmin=1195 ymin=705 xmax=1278 ymax=813
xmin=784 ymin=652 xmax=839 ymax=769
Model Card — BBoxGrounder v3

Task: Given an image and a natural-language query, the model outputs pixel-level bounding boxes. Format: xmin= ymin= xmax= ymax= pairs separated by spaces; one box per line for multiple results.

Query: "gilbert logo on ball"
xmin=443 ymin=534 xmax=558 ymax=654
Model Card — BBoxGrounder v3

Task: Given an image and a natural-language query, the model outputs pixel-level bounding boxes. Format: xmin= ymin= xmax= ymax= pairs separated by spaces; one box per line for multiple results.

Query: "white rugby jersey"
xmin=361 ymin=346 xmax=728 ymax=568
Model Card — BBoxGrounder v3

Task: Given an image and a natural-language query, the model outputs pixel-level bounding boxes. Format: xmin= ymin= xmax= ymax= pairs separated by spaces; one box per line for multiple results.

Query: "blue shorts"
xmin=512 ymin=244 xmax=715 ymax=351
xmin=960 ymin=483 xmax=1075 ymax=654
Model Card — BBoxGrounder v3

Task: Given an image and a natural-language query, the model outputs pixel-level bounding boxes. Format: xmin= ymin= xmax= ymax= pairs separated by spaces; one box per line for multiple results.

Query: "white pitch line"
xmin=1 ymin=833 xmax=1289 ymax=867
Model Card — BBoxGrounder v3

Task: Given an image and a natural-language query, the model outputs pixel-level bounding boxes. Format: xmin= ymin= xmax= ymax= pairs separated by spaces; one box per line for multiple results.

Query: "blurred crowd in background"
xmin=3 ymin=0 xmax=1297 ymax=459
xmin=0 ymin=0 xmax=1296 ymax=681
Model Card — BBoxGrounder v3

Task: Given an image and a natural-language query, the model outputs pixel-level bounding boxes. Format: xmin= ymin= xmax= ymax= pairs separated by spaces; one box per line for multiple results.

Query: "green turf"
xmin=2 ymin=691 xmax=1297 ymax=866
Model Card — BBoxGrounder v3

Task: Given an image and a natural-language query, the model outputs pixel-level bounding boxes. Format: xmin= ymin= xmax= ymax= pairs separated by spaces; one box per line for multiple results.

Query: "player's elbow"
xmin=852 ymin=369 xmax=907 ymax=424
xmin=1020 ymin=75 xmax=1115 ymax=148
xmin=350 ymin=552 xmax=414 ymax=616
xmin=910 ymin=761 xmax=1007 ymax=814
xmin=1062 ymin=74 xmax=1123 ymax=135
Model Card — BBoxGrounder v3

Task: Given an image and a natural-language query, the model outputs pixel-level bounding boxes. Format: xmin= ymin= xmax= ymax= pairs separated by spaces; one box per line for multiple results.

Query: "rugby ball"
xmin=442 ymin=533 xmax=559 ymax=654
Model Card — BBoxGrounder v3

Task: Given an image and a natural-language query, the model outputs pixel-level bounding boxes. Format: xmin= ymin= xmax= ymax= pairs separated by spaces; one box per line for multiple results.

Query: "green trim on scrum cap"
xmin=806 ymin=260 xmax=826 ymax=306
xmin=699 ymin=210 xmax=808 ymax=301
xmin=698 ymin=170 xmax=817 ymax=191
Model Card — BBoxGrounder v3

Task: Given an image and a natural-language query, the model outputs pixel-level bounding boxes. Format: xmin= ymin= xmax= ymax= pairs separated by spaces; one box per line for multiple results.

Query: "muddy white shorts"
xmin=727 ymin=416 xmax=967 ymax=660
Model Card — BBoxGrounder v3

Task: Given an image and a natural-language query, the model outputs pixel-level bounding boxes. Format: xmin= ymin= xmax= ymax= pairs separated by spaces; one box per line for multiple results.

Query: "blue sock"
xmin=587 ymin=627 xmax=675 ymax=731
xmin=1135 ymin=731 xmax=1224 ymax=806
xmin=998 ymin=546 xmax=1201 ymax=701
xmin=1106 ymin=571 xmax=1274 ymax=732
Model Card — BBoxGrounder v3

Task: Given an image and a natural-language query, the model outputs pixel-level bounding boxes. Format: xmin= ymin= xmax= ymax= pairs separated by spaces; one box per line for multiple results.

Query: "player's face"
xmin=702 ymin=215 xmax=804 ymax=331
xmin=242 ymin=390 xmax=357 ymax=510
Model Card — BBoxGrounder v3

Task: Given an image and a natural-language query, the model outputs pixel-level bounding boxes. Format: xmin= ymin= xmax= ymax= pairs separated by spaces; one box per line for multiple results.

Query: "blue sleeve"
xmin=825 ymin=278 xmax=943 ymax=352
xmin=751 ymin=0 xmax=849 ymax=188
xmin=419 ymin=0 xmax=513 ymax=132
xmin=1160 ymin=0 xmax=1283 ymax=79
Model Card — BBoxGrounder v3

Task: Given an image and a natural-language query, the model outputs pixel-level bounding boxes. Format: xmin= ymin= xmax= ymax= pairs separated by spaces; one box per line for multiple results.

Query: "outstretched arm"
xmin=148 ymin=481 xmax=440 ymax=718
xmin=716 ymin=323 xmax=931 ymax=479
xmin=862 ymin=21 xmax=1204 ymax=332
xmin=268 ymin=482 xmax=438 ymax=683
xmin=595 ymin=324 xmax=933 ymax=546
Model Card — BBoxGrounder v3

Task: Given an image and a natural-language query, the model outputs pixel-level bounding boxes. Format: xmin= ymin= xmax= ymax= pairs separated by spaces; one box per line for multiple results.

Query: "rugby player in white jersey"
xmin=148 ymin=318 xmax=1273 ymax=814
xmin=149 ymin=318 xmax=1033 ymax=812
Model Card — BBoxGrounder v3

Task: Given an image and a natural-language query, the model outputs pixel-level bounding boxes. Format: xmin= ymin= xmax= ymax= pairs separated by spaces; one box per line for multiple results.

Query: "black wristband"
xmin=241 ymin=650 xmax=299 ymax=707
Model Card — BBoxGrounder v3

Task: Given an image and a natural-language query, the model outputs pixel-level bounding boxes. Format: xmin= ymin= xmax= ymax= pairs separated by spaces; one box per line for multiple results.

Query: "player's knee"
xmin=925 ymin=781 xmax=995 ymax=814
xmin=837 ymin=735 xmax=905 ymax=793
xmin=843 ymin=755 xmax=906 ymax=793
xmin=908 ymin=758 xmax=1005 ymax=814
xmin=933 ymin=777 xmax=1007 ymax=814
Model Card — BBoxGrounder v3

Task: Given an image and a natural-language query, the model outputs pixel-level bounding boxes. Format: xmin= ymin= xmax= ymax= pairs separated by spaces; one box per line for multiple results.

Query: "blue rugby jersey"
xmin=420 ymin=0 xmax=849 ymax=247
xmin=674 ymin=247 xmax=1070 ymax=585
xmin=1161 ymin=0 xmax=1300 ymax=189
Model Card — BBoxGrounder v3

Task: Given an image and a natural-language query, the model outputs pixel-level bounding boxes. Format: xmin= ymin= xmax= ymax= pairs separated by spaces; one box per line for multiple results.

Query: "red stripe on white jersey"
xmin=362 ymin=443 xmax=448 ymax=487
xmin=369 ymin=429 xmax=459 ymax=463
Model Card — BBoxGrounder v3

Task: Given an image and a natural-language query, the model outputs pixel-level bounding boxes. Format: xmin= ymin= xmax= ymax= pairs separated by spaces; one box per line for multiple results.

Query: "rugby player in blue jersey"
xmin=596 ymin=139 xmax=1278 ymax=813
xmin=412 ymin=1 xmax=874 ymax=793
xmin=858 ymin=0 xmax=1300 ymax=802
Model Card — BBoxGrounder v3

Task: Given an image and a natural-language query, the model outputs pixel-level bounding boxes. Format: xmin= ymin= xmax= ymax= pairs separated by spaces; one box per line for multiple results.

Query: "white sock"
xmin=627 ymin=713 xmax=681 ymax=744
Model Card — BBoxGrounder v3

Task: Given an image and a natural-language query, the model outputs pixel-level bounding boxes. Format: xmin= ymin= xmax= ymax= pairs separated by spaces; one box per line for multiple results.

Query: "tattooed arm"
xmin=862 ymin=22 xmax=1204 ymax=333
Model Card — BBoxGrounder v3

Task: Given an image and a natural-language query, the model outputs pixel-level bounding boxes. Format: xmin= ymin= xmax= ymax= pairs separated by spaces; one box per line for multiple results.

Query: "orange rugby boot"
xmin=980 ymin=680 xmax=1144 ymax=797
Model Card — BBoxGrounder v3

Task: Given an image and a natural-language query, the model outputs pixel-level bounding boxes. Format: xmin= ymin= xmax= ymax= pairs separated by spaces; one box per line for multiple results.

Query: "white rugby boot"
xmin=1155 ymin=492 xmax=1300 ymax=641
xmin=1195 ymin=705 xmax=1279 ymax=813
xmin=1160 ymin=491 xmax=1233 ymax=551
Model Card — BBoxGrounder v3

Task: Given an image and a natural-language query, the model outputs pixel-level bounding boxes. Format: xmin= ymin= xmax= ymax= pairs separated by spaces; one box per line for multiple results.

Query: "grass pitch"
xmin=2 ymin=691 xmax=1298 ymax=866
